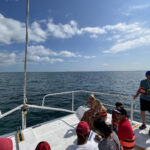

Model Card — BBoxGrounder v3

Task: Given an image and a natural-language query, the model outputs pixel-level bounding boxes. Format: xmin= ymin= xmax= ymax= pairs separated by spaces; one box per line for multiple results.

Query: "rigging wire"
xmin=23 ymin=0 xmax=29 ymax=104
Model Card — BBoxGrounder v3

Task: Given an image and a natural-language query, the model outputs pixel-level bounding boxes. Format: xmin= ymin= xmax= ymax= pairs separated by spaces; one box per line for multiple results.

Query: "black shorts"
xmin=140 ymin=98 xmax=150 ymax=111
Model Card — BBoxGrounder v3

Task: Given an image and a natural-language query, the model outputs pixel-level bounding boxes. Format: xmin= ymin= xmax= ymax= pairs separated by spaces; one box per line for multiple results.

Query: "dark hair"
xmin=116 ymin=107 xmax=127 ymax=116
xmin=115 ymin=102 xmax=123 ymax=107
xmin=94 ymin=118 xmax=112 ymax=138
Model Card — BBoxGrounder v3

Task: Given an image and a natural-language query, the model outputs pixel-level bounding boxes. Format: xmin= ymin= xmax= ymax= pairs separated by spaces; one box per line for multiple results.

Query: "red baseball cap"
xmin=76 ymin=121 xmax=90 ymax=138
xmin=35 ymin=141 xmax=51 ymax=150
xmin=0 ymin=138 xmax=13 ymax=150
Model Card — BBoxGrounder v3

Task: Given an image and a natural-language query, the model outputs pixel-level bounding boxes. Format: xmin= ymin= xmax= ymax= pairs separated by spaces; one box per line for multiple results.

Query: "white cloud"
xmin=27 ymin=45 xmax=64 ymax=63
xmin=28 ymin=45 xmax=95 ymax=59
xmin=28 ymin=45 xmax=81 ymax=58
xmin=80 ymin=27 xmax=106 ymax=34
xmin=0 ymin=45 xmax=96 ymax=65
xmin=129 ymin=4 xmax=150 ymax=10
xmin=28 ymin=45 xmax=55 ymax=56
xmin=28 ymin=55 xmax=63 ymax=64
xmin=47 ymin=19 xmax=107 ymax=39
xmin=58 ymin=51 xmax=77 ymax=57
xmin=0 ymin=13 xmax=48 ymax=44
xmin=0 ymin=14 xmax=25 ymax=44
xmin=0 ymin=52 xmax=16 ymax=65
xmin=2 ymin=13 xmax=144 ymax=46
xmin=30 ymin=22 xmax=48 ymax=42
xmin=47 ymin=19 xmax=79 ymax=38
xmin=0 ymin=14 xmax=106 ymax=43
xmin=104 ymin=35 xmax=150 ymax=54
xmin=2 ymin=13 xmax=150 ymax=55
xmin=104 ymin=22 xmax=141 ymax=32
xmin=122 ymin=4 xmax=150 ymax=17
xmin=103 ymin=22 xmax=150 ymax=54
xmin=83 ymin=56 xmax=96 ymax=59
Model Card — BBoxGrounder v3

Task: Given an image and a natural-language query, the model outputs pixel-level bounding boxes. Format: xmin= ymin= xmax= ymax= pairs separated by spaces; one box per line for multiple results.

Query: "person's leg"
xmin=139 ymin=99 xmax=147 ymax=129
xmin=140 ymin=111 xmax=146 ymax=125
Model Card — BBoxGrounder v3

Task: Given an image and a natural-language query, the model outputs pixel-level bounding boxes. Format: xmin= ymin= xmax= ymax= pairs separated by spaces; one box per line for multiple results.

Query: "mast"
xmin=22 ymin=0 xmax=29 ymax=130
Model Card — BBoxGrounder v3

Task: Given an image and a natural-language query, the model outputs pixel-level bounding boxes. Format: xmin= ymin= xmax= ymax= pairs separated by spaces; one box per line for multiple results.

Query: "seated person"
xmin=94 ymin=118 xmax=121 ymax=150
xmin=73 ymin=121 xmax=99 ymax=150
xmin=35 ymin=141 xmax=51 ymax=150
xmin=92 ymin=99 xmax=107 ymax=122
xmin=112 ymin=102 xmax=123 ymax=131
xmin=115 ymin=107 xmax=135 ymax=150
xmin=81 ymin=94 xmax=107 ymax=130
xmin=0 ymin=138 xmax=13 ymax=150
xmin=85 ymin=94 xmax=96 ymax=111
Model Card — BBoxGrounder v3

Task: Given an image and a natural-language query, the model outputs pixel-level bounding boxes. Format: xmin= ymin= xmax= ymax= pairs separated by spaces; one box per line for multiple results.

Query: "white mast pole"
xmin=22 ymin=0 xmax=29 ymax=130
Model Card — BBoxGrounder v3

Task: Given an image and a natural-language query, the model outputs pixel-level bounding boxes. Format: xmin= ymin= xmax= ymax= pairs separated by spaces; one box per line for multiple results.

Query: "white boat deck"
xmin=1 ymin=106 xmax=150 ymax=150
xmin=134 ymin=125 xmax=150 ymax=150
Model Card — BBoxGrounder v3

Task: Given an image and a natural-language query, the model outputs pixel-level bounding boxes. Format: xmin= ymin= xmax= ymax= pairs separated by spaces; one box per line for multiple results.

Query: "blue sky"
xmin=0 ymin=0 xmax=150 ymax=72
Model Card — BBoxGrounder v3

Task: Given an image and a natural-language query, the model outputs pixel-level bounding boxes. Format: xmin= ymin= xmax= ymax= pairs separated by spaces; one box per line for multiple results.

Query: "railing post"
xmin=72 ymin=91 xmax=74 ymax=111
xmin=22 ymin=111 xmax=26 ymax=129
xmin=21 ymin=103 xmax=28 ymax=129
xmin=119 ymin=95 xmax=122 ymax=103
xmin=130 ymin=98 xmax=134 ymax=125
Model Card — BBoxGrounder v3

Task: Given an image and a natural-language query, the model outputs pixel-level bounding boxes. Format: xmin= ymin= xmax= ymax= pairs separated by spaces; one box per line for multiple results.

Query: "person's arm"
xmin=133 ymin=88 xmax=140 ymax=99
xmin=111 ymin=110 xmax=115 ymax=128
xmin=134 ymin=81 xmax=143 ymax=99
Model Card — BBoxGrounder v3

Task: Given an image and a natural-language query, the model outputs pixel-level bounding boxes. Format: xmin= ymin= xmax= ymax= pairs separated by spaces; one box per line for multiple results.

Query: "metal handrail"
xmin=42 ymin=90 xmax=132 ymax=106
xmin=0 ymin=90 xmax=143 ymax=129
xmin=42 ymin=90 xmax=82 ymax=106
xmin=28 ymin=105 xmax=75 ymax=113
xmin=42 ymin=90 xmax=136 ymax=123
xmin=0 ymin=104 xmax=23 ymax=119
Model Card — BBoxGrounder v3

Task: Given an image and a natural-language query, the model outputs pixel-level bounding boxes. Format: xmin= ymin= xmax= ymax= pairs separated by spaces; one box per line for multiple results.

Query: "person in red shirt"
xmin=115 ymin=107 xmax=135 ymax=150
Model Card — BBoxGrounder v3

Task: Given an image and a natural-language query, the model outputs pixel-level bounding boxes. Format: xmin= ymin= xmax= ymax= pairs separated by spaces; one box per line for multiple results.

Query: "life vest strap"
xmin=120 ymin=136 xmax=135 ymax=150
xmin=122 ymin=145 xmax=134 ymax=149
xmin=123 ymin=139 xmax=135 ymax=143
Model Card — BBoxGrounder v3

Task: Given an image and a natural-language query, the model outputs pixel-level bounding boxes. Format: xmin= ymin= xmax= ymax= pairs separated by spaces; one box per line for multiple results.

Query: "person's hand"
xmin=94 ymin=134 xmax=101 ymax=142
xmin=133 ymin=95 xmax=138 ymax=99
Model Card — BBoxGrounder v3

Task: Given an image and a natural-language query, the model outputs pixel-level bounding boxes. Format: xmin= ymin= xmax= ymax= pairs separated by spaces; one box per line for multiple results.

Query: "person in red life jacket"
xmin=0 ymin=138 xmax=13 ymax=150
xmin=133 ymin=71 xmax=150 ymax=130
xmin=115 ymin=107 xmax=135 ymax=150
xmin=112 ymin=102 xmax=123 ymax=132
xmin=35 ymin=141 xmax=51 ymax=150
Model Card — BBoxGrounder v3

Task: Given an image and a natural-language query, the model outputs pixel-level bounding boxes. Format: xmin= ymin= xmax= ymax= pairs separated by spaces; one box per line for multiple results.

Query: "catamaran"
xmin=0 ymin=0 xmax=150 ymax=150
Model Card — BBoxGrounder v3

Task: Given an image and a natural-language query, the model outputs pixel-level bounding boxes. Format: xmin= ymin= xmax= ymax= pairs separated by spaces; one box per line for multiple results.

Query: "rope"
xmin=23 ymin=0 xmax=29 ymax=104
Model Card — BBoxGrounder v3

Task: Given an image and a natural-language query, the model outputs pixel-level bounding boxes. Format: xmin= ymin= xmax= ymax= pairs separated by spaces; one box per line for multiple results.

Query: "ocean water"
xmin=0 ymin=71 xmax=149 ymax=135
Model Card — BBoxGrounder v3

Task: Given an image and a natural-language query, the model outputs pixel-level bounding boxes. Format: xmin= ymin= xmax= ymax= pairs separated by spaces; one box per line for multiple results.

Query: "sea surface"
xmin=0 ymin=71 xmax=149 ymax=135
